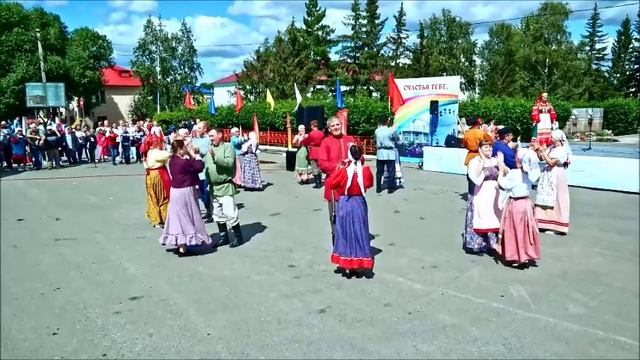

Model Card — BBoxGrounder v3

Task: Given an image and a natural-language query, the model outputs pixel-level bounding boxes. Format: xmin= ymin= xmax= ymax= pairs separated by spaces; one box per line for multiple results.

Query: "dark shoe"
xmin=204 ymin=215 xmax=213 ymax=223
xmin=215 ymin=223 xmax=230 ymax=247
xmin=313 ymin=175 xmax=322 ymax=188
xmin=230 ymin=224 xmax=244 ymax=248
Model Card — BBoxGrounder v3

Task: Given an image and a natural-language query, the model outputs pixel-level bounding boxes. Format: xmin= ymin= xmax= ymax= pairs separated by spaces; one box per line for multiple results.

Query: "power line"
xmin=110 ymin=1 xmax=638 ymax=51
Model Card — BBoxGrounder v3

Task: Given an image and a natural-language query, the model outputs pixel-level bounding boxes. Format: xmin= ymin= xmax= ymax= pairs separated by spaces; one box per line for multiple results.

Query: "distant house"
xmin=91 ymin=65 xmax=142 ymax=124
xmin=212 ymin=74 xmax=238 ymax=107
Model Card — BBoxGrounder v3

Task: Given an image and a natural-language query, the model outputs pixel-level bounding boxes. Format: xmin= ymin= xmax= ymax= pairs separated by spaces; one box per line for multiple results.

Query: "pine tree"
xmin=629 ymin=8 xmax=640 ymax=98
xmin=361 ymin=0 xmax=387 ymax=93
xmin=581 ymin=1 xmax=608 ymax=70
xmin=337 ymin=0 xmax=365 ymax=91
xmin=386 ymin=2 xmax=409 ymax=71
xmin=609 ymin=15 xmax=633 ymax=95
xmin=302 ymin=0 xmax=335 ymax=87
xmin=409 ymin=20 xmax=428 ymax=77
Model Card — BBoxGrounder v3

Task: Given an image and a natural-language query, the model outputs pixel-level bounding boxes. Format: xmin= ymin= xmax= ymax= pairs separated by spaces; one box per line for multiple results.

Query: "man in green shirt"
xmin=204 ymin=128 xmax=244 ymax=248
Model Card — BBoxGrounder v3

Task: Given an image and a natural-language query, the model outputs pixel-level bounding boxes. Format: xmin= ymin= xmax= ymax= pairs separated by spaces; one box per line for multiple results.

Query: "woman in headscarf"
xmin=534 ymin=129 xmax=571 ymax=235
xmin=229 ymin=127 xmax=245 ymax=186
xmin=159 ymin=139 xmax=211 ymax=256
xmin=293 ymin=124 xmax=312 ymax=184
xmin=325 ymin=143 xmax=374 ymax=278
xmin=495 ymin=147 xmax=542 ymax=267
xmin=464 ymin=136 xmax=501 ymax=255
xmin=143 ymin=135 xmax=171 ymax=228
xmin=241 ymin=131 xmax=263 ymax=190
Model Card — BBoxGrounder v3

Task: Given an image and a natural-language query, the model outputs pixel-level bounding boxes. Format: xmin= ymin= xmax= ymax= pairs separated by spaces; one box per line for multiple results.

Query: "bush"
xmin=154 ymin=96 xmax=639 ymax=138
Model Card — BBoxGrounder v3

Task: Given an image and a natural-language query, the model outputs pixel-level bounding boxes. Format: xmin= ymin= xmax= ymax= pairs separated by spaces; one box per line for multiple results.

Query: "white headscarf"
xmin=345 ymin=143 xmax=365 ymax=195
xmin=230 ymin=127 xmax=239 ymax=136
xmin=242 ymin=131 xmax=258 ymax=153
xmin=551 ymin=128 xmax=572 ymax=159
xmin=518 ymin=148 xmax=541 ymax=184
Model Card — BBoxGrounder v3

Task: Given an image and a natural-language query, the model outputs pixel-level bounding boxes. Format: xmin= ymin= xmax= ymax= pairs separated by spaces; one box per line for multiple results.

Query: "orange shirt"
xmin=462 ymin=128 xmax=485 ymax=166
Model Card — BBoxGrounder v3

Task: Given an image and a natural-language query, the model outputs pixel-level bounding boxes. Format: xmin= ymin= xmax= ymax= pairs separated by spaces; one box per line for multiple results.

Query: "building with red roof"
xmin=90 ymin=65 xmax=142 ymax=123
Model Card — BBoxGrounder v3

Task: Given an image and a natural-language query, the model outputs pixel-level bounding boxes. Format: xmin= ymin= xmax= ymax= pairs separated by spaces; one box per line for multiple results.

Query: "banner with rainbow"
xmin=392 ymin=76 xmax=462 ymax=159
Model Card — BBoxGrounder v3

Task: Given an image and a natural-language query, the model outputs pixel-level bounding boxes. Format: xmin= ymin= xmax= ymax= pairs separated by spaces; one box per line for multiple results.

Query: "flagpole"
xmin=286 ymin=112 xmax=292 ymax=150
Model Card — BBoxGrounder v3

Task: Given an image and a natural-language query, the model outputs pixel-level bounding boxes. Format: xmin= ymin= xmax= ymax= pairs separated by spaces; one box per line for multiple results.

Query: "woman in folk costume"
xmin=531 ymin=92 xmax=557 ymax=146
xmin=229 ymin=127 xmax=245 ymax=186
xmin=159 ymin=139 xmax=211 ymax=256
xmin=496 ymin=147 xmax=542 ymax=267
xmin=462 ymin=117 xmax=485 ymax=194
xmin=464 ymin=136 xmax=502 ymax=254
xmin=325 ymin=143 xmax=374 ymax=278
xmin=241 ymin=131 xmax=263 ymax=190
xmin=534 ymin=129 xmax=571 ymax=235
xmin=293 ymin=124 xmax=312 ymax=184
xmin=143 ymin=135 xmax=171 ymax=228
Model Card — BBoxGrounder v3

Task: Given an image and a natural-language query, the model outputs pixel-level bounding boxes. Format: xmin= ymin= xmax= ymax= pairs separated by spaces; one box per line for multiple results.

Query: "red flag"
xmin=184 ymin=91 xmax=196 ymax=110
xmin=387 ymin=73 xmax=404 ymax=114
xmin=252 ymin=112 xmax=260 ymax=141
xmin=235 ymin=89 xmax=244 ymax=114
xmin=336 ymin=108 xmax=349 ymax=136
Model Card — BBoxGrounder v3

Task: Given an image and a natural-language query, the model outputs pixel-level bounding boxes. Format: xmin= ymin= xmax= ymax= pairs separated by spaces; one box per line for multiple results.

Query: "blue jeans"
xmin=31 ymin=146 xmax=42 ymax=169
xmin=110 ymin=146 xmax=118 ymax=165
xmin=199 ymin=179 xmax=211 ymax=217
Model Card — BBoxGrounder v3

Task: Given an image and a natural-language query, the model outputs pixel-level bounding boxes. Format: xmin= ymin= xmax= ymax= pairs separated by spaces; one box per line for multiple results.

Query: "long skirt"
xmin=145 ymin=167 xmax=170 ymax=226
xmin=496 ymin=197 xmax=541 ymax=263
xmin=463 ymin=195 xmax=498 ymax=253
xmin=159 ymin=186 xmax=211 ymax=248
xmin=233 ymin=155 xmax=243 ymax=186
xmin=242 ymin=152 xmax=263 ymax=189
xmin=535 ymin=167 xmax=570 ymax=234
xmin=331 ymin=196 xmax=373 ymax=270
xmin=295 ymin=147 xmax=312 ymax=175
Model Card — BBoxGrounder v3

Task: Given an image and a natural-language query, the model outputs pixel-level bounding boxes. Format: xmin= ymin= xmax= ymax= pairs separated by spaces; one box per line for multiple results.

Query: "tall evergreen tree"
xmin=609 ymin=15 xmax=634 ymax=95
xmin=361 ymin=0 xmax=387 ymax=93
xmin=174 ymin=20 xmax=203 ymax=89
xmin=629 ymin=8 xmax=640 ymax=98
xmin=581 ymin=1 xmax=608 ymax=70
xmin=302 ymin=0 xmax=335 ymax=87
xmin=337 ymin=0 xmax=365 ymax=91
xmin=386 ymin=2 xmax=410 ymax=71
xmin=409 ymin=20 xmax=429 ymax=77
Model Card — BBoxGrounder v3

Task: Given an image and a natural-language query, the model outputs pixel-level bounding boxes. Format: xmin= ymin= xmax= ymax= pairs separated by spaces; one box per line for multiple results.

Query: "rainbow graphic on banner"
xmin=392 ymin=93 xmax=460 ymax=159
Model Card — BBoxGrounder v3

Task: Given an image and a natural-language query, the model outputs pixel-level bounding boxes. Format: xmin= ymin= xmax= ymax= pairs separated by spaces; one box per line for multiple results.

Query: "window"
xmin=98 ymin=89 xmax=107 ymax=104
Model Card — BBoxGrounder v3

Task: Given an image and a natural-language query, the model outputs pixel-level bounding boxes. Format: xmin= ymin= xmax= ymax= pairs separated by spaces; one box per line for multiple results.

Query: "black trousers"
xmin=376 ymin=159 xmax=395 ymax=192
xmin=2 ymin=146 xmax=12 ymax=170
xmin=88 ymin=146 xmax=96 ymax=163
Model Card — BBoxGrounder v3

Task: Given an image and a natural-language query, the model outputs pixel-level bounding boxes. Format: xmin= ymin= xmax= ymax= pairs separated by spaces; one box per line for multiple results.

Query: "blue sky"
xmin=19 ymin=0 xmax=639 ymax=83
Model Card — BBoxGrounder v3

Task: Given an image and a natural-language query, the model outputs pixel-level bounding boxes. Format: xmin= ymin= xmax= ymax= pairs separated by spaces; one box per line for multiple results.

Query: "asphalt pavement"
xmin=1 ymin=153 xmax=638 ymax=359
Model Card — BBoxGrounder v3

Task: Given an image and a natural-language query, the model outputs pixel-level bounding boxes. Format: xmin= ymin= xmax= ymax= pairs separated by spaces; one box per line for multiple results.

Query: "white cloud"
xmin=108 ymin=0 xmax=158 ymax=13
xmin=107 ymin=11 xmax=127 ymax=23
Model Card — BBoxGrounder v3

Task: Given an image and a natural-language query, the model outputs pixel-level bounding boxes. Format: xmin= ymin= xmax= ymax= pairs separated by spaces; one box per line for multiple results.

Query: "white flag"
xmin=294 ymin=83 xmax=302 ymax=111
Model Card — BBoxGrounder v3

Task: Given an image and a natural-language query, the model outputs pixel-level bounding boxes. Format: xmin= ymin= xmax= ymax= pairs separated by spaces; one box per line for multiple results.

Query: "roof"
xmin=213 ymin=73 xmax=238 ymax=85
xmin=101 ymin=65 xmax=142 ymax=87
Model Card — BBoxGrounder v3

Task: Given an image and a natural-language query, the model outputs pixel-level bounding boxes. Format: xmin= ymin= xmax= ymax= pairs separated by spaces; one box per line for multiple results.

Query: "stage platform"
xmin=421 ymin=145 xmax=639 ymax=193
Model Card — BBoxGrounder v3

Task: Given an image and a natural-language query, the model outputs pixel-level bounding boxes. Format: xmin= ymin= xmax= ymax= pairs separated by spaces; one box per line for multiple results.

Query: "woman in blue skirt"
xmin=325 ymin=143 xmax=374 ymax=278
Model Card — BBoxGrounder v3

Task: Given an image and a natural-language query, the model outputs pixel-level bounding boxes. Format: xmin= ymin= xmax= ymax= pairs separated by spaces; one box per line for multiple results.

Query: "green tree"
xmin=361 ymin=0 xmax=387 ymax=94
xmin=517 ymin=1 xmax=587 ymax=100
xmin=302 ymin=0 xmax=335 ymax=87
xmin=629 ymin=8 xmax=640 ymax=98
xmin=386 ymin=2 xmax=410 ymax=73
xmin=408 ymin=20 xmax=429 ymax=77
xmin=130 ymin=16 xmax=202 ymax=118
xmin=422 ymin=9 xmax=476 ymax=93
xmin=238 ymin=38 xmax=272 ymax=100
xmin=609 ymin=15 xmax=634 ymax=96
xmin=478 ymin=23 xmax=522 ymax=97
xmin=65 ymin=27 xmax=114 ymax=112
xmin=581 ymin=1 xmax=608 ymax=70
xmin=0 ymin=3 xmax=69 ymax=118
xmin=337 ymin=0 xmax=365 ymax=92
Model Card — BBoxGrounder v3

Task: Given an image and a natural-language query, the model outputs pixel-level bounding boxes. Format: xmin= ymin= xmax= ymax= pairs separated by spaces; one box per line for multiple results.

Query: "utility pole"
xmin=36 ymin=28 xmax=47 ymax=124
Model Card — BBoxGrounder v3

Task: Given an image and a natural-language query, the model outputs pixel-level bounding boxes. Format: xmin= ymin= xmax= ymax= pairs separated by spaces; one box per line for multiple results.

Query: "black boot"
xmin=215 ymin=223 xmax=230 ymax=247
xmin=230 ymin=224 xmax=244 ymax=248
xmin=314 ymin=175 xmax=322 ymax=188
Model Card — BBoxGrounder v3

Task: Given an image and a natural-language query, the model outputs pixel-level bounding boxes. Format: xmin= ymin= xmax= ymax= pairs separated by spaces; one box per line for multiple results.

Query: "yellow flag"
xmin=266 ymin=89 xmax=275 ymax=111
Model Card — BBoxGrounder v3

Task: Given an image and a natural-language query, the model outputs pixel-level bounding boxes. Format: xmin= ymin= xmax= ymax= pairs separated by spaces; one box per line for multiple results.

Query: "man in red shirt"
xmin=318 ymin=116 xmax=355 ymax=244
xmin=301 ymin=120 xmax=325 ymax=188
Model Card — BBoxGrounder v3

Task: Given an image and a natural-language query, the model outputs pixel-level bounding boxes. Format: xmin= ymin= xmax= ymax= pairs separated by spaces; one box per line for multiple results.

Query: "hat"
xmin=497 ymin=127 xmax=513 ymax=137
xmin=15 ymin=127 xmax=23 ymax=132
